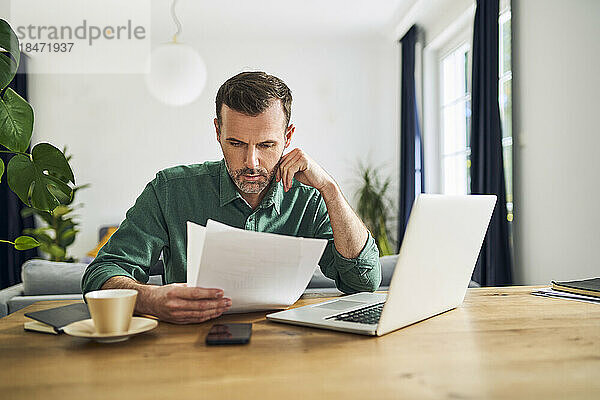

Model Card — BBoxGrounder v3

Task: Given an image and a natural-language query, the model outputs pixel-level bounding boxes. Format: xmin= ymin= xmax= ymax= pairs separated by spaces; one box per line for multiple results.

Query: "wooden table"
xmin=1 ymin=286 xmax=599 ymax=399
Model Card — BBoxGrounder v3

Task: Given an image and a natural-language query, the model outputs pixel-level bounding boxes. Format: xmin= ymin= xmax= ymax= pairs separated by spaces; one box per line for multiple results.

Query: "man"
xmin=82 ymin=71 xmax=381 ymax=324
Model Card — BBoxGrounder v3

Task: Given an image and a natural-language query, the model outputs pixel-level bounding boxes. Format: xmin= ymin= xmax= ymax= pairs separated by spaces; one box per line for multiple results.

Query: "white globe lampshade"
xmin=145 ymin=43 xmax=207 ymax=106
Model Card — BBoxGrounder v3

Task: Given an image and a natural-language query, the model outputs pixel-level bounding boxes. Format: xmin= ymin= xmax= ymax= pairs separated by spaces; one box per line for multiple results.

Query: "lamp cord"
xmin=170 ymin=0 xmax=182 ymax=42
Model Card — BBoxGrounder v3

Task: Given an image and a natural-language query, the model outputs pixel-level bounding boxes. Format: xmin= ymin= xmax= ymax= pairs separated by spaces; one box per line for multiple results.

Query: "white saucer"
xmin=63 ymin=317 xmax=158 ymax=343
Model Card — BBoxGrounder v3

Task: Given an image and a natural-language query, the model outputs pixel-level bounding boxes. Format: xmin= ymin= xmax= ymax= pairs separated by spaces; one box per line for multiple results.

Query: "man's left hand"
xmin=276 ymin=148 xmax=334 ymax=194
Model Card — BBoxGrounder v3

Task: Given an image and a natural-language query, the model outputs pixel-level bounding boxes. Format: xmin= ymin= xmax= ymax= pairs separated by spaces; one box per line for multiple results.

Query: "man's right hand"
xmin=143 ymin=283 xmax=232 ymax=324
xmin=101 ymin=277 xmax=231 ymax=324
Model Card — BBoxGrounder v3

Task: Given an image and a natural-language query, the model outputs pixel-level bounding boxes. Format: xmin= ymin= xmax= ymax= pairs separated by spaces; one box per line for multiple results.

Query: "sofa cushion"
xmin=306 ymin=266 xmax=334 ymax=288
xmin=379 ymin=255 xmax=398 ymax=287
xmin=21 ymin=260 xmax=88 ymax=295
xmin=307 ymin=255 xmax=399 ymax=289
xmin=0 ymin=283 xmax=25 ymax=318
xmin=21 ymin=259 xmax=164 ymax=296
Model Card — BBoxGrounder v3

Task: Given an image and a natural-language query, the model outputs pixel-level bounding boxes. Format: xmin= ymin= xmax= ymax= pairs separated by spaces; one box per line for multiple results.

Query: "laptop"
xmin=266 ymin=194 xmax=496 ymax=336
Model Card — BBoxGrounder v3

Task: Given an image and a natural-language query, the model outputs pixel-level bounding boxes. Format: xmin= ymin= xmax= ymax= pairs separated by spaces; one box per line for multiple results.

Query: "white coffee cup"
xmin=85 ymin=289 xmax=138 ymax=334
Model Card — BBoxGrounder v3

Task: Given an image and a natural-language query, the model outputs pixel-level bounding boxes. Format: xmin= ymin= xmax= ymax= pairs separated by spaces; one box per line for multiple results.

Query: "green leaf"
xmin=58 ymin=228 xmax=78 ymax=247
xmin=24 ymin=229 xmax=54 ymax=245
xmin=33 ymin=142 xmax=75 ymax=183
xmin=23 ymin=226 xmax=54 ymax=235
xmin=7 ymin=143 xmax=74 ymax=211
xmin=41 ymin=243 xmax=65 ymax=261
xmin=0 ymin=157 xmax=4 ymax=183
xmin=0 ymin=88 xmax=34 ymax=152
xmin=20 ymin=206 xmax=36 ymax=218
xmin=47 ymin=181 xmax=72 ymax=204
xmin=13 ymin=235 xmax=40 ymax=250
xmin=21 ymin=207 xmax=54 ymax=225
xmin=51 ymin=205 xmax=71 ymax=217
xmin=7 ymin=154 xmax=35 ymax=205
xmin=0 ymin=19 xmax=20 ymax=91
xmin=56 ymin=224 xmax=76 ymax=238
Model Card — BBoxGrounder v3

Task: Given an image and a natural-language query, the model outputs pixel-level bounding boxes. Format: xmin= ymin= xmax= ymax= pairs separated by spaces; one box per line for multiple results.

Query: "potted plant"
xmin=0 ymin=19 xmax=75 ymax=251
xmin=20 ymin=149 xmax=88 ymax=262
xmin=355 ymin=163 xmax=395 ymax=256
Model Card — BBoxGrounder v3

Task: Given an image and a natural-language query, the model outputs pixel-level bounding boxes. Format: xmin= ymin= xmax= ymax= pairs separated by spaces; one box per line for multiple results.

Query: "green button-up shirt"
xmin=81 ymin=160 xmax=381 ymax=295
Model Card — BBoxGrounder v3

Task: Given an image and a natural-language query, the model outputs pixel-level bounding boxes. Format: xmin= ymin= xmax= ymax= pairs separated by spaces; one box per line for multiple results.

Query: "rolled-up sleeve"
xmin=81 ymin=176 xmax=168 ymax=295
xmin=313 ymin=195 xmax=382 ymax=293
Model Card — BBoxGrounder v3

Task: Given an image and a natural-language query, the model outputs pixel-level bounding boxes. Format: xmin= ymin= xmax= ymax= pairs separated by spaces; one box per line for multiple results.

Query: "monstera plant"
xmin=0 ymin=19 xmax=75 ymax=251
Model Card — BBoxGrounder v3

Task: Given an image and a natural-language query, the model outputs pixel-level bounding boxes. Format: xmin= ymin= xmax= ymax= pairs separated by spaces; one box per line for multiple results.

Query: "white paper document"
xmin=531 ymin=287 xmax=600 ymax=305
xmin=186 ymin=220 xmax=328 ymax=313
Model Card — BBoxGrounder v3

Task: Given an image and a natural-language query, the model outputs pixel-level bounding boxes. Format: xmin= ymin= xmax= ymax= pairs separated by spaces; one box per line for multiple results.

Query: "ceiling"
xmin=151 ymin=0 xmax=414 ymax=39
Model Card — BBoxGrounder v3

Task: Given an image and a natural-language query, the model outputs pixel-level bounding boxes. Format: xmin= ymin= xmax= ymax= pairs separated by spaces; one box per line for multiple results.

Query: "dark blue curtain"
xmin=397 ymin=25 xmax=425 ymax=251
xmin=0 ymin=55 xmax=37 ymax=289
xmin=470 ymin=0 xmax=512 ymax=286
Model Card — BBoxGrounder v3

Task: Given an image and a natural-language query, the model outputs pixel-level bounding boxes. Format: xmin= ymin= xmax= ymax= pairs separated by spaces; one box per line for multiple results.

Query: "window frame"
xmin=423 ymin=3 xmax=512 ymax=211
xmin=439 ymin=39 xmax=472 ymax=195
xmin=498 ymin=6 xmax=513 ymax=223
xmin=421 ymin=15 xmax=474 ymax=195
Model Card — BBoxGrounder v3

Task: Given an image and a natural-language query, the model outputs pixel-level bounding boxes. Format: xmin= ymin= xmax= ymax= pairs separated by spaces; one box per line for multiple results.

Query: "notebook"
xmin=552 ymin=278 xmax=600 ymax=298
xmin=24 ymin=302 xmax=90 ymax=334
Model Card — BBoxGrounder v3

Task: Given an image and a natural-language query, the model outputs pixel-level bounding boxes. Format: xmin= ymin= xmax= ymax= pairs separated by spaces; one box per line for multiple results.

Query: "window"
xmin=440 ymin=42 xmax=471 ymax=195
xmin=438 ymin=5 xmax=513 ymax=224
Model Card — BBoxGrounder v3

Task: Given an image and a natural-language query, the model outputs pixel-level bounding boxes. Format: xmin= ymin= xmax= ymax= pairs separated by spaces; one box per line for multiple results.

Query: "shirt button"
xmin=246 ymin=215 xmax=255 ymax=230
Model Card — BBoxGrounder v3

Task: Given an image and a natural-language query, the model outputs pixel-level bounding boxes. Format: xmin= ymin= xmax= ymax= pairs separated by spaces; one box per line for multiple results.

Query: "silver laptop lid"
xmin=376 ymin=194 xmax=496 ymax=336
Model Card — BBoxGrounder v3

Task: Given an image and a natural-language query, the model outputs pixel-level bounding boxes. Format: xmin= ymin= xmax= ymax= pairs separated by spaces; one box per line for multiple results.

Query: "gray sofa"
xmin=0 ymin=259 xmax=162 ymax=318
xmin=0 ymin=256 xmax=479 ymax=318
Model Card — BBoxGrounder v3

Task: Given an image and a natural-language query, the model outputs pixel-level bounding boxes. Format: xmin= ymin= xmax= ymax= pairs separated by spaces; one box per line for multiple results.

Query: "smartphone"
xmin=205 ymin=323 xmax=252 ymax=345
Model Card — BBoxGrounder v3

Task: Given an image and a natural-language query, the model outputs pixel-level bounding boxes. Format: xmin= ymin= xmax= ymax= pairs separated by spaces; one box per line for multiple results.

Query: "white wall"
xmin=512 ymin=0 xmax=600 ymax=284
xmin=0 ymin=3 xmax=8 ymax=19
xmin=391 ymin=0 xmax=474 ymax=45
xmin=27 ymin=36 xmax=399 ymax=259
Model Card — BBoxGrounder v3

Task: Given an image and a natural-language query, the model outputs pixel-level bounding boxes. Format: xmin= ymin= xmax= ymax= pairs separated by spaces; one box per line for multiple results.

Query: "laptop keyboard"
xmin=326 ymin=302 xmax=385 ymax=325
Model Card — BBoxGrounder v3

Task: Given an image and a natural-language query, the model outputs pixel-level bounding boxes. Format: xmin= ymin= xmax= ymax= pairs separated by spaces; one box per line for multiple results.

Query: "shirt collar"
xmin=219 ymin=159 xmax=283 ymax=214
xmin=219 ymin=159 xmax=243 ymax=207
xmin=259 ymin=178 xmax=283 ymax=215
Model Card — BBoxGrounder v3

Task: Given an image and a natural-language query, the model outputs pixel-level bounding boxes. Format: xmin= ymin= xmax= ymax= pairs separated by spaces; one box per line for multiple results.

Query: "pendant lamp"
xmin=145 ymin=0 xmax=207 ymax=106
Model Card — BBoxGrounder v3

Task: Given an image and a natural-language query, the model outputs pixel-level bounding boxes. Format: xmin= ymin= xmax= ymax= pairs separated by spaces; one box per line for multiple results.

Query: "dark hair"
xmin=215 ymin=71 xmax=292 ymax=129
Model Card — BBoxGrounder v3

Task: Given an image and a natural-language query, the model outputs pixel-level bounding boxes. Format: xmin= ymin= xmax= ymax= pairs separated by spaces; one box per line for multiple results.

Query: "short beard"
xmin=224 ymin=158 xmax=282 ymax=194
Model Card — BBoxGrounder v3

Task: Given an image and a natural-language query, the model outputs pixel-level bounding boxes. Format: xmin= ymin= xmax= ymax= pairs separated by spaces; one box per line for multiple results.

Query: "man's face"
xmin=215 ymin=101 xmax=293 ymax=194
